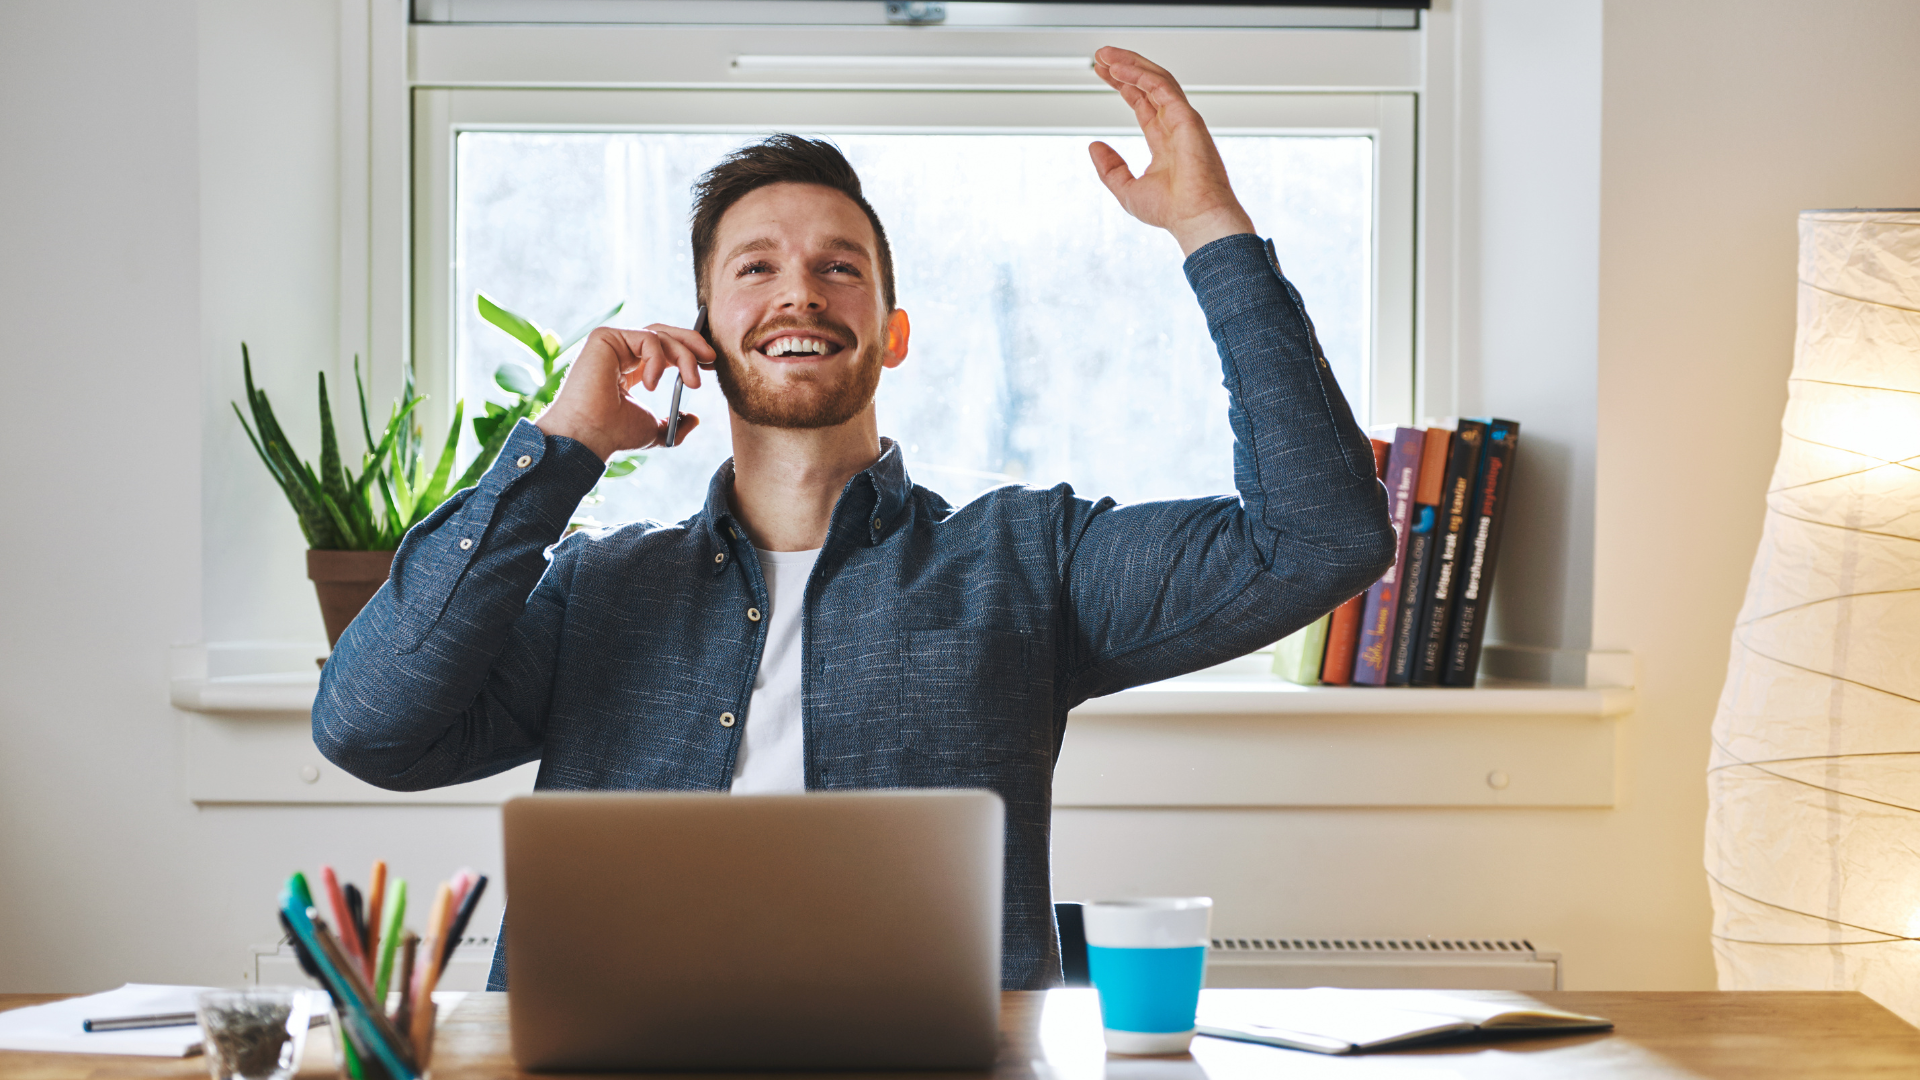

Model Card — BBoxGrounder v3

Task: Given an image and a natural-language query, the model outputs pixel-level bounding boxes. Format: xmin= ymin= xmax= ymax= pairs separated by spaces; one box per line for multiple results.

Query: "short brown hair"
xmin=690 ymin=135 xmax=896 ymax=311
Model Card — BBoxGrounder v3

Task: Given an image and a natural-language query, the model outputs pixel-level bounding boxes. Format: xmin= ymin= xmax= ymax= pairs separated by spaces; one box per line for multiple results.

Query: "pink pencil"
xmin=319 ymin=866 xmax=365 ymax=964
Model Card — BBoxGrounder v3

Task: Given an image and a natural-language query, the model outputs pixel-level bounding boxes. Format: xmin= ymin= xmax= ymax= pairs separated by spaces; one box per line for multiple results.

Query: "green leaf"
xmin=417 ymin=398 xmax=465 ymax=510
xmin=557 ymin=300 xmax=625 ymax=356
xmin=476 ymin=292 xmax=553 ymax=362
xmin=316 ymin=373 xmax=356 ymax=516
xmin=495 ymin=363 xmax=539 ymax=397
xmin=602 ymin=453 xmax=645 ymax=479
xmin=354 ymin=356 xmax=375 ymax=452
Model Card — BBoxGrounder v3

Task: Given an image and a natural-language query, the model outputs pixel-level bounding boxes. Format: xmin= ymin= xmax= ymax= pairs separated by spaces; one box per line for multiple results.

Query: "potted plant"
xmin=233 ymin=295 xmax=631 ymax=649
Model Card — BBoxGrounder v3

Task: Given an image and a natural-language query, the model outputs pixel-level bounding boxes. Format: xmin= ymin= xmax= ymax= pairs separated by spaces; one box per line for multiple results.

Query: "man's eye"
xmin=825 ymin=262 xmax=861 ymax=276
xmin=737 ymin=261 xmax=773 ymax=276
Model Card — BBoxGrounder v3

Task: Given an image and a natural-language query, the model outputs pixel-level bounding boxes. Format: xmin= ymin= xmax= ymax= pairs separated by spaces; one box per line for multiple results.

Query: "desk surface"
xmin=6 ymin=988 xmax=1920 ymax=1079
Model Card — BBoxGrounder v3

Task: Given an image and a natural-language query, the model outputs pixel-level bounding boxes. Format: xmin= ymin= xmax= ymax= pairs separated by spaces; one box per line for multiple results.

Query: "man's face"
xmin=704 ymin=182 xmax=907 ymax=429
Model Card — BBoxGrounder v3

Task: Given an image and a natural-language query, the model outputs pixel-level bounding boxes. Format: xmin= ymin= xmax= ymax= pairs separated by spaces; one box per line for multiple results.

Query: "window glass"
xmin=455 ymin=131 xmax=1371 ymax=524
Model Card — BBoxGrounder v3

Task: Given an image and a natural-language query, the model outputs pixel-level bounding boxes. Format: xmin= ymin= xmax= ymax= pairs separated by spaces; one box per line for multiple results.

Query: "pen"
xmin=320 ymin=867 xmax=366 ymax=969
xmin=393 ymin=932 xmax=419 ymax=1034
xmin=438 ymin=874 xmax=488 ymax=977
xmin=364 ymin=861 xmax=387 ymax=978
xmin=374 ymin=879 xmax=408 ymax=1002
xmin=410 ymin=883 xmax=454 ymax=1056
xmin=312 ymin=916 xmax=418 ymax=1069
xmin=344 ymin=883 xmax=367 ymax=964
xmin=82 ymin=1012 xmax=197 ymax=1032
xmin=280 ymin=879 xmax=415 ymax=1080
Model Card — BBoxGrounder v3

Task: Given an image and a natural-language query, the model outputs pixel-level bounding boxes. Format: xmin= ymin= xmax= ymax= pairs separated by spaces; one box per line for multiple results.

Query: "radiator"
xmin=251 ymin=936 xmax=497 ymax=992
xmin=1204 ymin=937 xmax=1561 ymax=991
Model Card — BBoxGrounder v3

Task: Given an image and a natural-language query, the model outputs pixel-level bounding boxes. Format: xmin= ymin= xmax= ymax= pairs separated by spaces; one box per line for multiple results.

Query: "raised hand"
xmin=534 ymin=324 xmax=714 ymax=461
xmin=1088 ymin=46 xmax=1256 ymax=256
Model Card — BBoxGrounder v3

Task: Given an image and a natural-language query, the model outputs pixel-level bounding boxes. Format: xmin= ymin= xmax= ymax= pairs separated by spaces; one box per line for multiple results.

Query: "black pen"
xmin=83 ymin=1012 xmax=197 ymax=1032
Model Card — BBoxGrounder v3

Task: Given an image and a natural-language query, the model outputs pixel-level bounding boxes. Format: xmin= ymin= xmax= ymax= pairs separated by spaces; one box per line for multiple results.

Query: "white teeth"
xmin=764 ymin=336 xmax=831 ymax=357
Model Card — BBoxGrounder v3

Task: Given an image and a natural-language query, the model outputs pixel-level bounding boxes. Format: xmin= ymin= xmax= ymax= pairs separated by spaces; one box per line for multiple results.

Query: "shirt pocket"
xmin=896 ymin=628 xmax=1043 ymax=786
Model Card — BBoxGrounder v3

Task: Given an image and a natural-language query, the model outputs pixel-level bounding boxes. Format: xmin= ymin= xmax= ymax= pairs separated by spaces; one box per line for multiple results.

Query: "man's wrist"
xmin=534 ymin=408 xmax=617 ymax=462
xmin=1170 ymin=206 xmax=1257 ymax=258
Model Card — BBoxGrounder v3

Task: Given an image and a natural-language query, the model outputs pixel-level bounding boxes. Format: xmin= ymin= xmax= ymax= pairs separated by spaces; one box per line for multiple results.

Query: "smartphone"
xmin=663 ymin=305 xmax=710 ymax=449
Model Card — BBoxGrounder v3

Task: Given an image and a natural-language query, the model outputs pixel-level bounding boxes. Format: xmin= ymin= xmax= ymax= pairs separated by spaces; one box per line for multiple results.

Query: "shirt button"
xmin=515 ymin=454 xmax=532 ymax=468
xmin=458 ymin=538 xmax=473 ymax=550
xmin=872 ymin=517 xmax=883 ymax=530
xmin=747 ymin=607 xmax=762 ymax=622
xmin=714 ymin=552 xmax=726 ymax=564
xmin=719 ymin=712 xmax=736 ymax=728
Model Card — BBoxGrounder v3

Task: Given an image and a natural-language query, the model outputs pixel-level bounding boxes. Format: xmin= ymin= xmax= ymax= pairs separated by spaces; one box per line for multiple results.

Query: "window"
xmin=410 ymin=25 xmax=1417 ymax=524
xmin=453 ymin=129 xmax=1373 ymax=523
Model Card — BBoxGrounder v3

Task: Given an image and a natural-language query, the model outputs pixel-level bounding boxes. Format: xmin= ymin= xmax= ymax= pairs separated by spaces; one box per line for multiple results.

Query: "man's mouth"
xmin=752 ymin=332 xmax=848 ymax=361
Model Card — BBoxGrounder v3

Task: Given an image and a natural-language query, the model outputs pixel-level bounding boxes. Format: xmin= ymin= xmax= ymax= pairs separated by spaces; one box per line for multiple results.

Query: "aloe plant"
xmin=233 ymin=346 xmax=426 ymax=550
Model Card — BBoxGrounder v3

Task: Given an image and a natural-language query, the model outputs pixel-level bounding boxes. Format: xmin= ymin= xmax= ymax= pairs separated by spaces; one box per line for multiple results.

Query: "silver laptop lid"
xmin=503 ymin=789 xmax=1003 ymax=1071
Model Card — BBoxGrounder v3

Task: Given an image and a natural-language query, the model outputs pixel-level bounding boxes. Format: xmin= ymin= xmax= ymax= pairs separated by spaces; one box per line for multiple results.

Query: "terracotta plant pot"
xmin=307 ymin=549 xmax=397 ymax=649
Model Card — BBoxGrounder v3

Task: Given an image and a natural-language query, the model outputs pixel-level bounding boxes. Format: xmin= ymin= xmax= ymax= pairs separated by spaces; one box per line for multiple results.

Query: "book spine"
xmin=1271 ymin=614 xmax=1330 ymax=685
xmin=1323 ymin=437 xmax=1391 ymax=686
xmin=1442 ymin=418 xmax=1520 ymax=686
xmin=1352 ymin=427 xmax=1425 ymax=685
xmin=1320 ymin=595 xmax=1364 ymax=685
xmin=1386 ymin=515 xmax=1436 ymax=684
xmin=1387 ymin=426 xmax=1453 ymax=685
xmin=1410 ymin=420 xmax=1489 ymax=685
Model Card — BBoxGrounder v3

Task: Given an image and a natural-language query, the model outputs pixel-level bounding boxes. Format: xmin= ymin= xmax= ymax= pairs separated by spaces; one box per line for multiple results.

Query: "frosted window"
xmin=455 ymin=132 xmax=1371 ymax=525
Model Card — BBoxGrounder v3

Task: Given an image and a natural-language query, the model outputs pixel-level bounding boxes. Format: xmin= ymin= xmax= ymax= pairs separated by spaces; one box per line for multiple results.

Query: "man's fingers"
xmin=646 ymin=324 xmax=711 ymax=388
xmin=1088 ymin=141 xmax=1135 ymax=201
xmin=655 ymin=411 xmax=699 ymax=448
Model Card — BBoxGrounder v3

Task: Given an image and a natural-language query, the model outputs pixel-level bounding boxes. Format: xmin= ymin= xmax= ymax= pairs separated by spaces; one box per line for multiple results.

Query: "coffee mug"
xmin=1081 ymin=897 xmax=1213 ymax=1055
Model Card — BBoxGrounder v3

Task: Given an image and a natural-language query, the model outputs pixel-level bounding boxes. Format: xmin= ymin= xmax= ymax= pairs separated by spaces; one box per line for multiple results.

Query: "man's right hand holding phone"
xmin=534 ymin=322 xmax=715 ymax=462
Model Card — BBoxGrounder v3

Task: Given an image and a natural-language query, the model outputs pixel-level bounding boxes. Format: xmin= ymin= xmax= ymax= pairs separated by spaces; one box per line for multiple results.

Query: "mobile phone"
xmin=663 ymin=305 xmax=710 ymax=449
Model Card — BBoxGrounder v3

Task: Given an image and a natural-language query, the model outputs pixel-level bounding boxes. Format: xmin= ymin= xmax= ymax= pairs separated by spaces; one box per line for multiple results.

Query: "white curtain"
xmin=1708 ymin=209 xmax=1920 ymax=1022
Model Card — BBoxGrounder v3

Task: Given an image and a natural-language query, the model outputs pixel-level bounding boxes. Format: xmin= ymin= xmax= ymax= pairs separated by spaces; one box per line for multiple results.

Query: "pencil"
xmin=319 ymin=866 xmax=366 ymax=968
xmin=364 ymin=860 xmax=387 ymax=979
xmin=311 ymin=917 xmax=418 ymax=1071
xmin=409 ymin=882 xmax=454 ymax=1056
xmin=373 ymin=879 xmax=407 ymax=1003
xmin=438 ymin=874 xmax=488 ymax=977
xmin=393 ymin=931 xmax=419 ymax=1035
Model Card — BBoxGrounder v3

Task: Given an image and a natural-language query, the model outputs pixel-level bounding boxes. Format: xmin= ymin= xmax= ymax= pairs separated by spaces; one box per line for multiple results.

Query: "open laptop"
xmin=501 ymin=789 xmax=1004 ymax=1071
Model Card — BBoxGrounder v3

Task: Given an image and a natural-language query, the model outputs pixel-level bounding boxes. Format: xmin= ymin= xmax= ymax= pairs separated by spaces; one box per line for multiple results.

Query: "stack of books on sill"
xmin=1274 ymin=418 xmax=1519 ymax=688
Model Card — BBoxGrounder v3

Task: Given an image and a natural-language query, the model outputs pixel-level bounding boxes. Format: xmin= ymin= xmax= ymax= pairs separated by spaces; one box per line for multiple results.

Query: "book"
xmin=1197 ymin=988 xmax=1611 ymax=1055
xmin=1320 ymin=438 xmax=1391 ymax=686
xmin=1271 ymin=614 xmax=1330 ymax=685
xmin=1352 ymin=427 xmax=1426 ymax=685
xmin=1385 ymin=426 xmax=1453 ymax=684
xmin=1442 ymin=418 xmax=1520 ymax=686
xmin=1409 ymin=419 xmax=1488 ymax=685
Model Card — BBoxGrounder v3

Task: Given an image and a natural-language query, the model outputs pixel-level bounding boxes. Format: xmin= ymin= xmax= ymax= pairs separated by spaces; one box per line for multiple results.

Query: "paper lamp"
xmin=1707 ymin=209 xmax=1920 ymax=1021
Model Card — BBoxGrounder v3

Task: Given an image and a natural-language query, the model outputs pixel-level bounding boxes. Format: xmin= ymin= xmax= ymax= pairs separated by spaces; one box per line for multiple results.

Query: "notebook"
xmin=1197 ymin=988 xmax=1612 ymax=1055
xmin=0 ymin=984 xmax=216 ymax=1057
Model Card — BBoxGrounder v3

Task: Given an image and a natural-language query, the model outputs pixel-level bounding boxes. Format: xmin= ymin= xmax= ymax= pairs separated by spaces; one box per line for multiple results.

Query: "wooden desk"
xmin=6 ymin=988 xmax=1920 ymax=1079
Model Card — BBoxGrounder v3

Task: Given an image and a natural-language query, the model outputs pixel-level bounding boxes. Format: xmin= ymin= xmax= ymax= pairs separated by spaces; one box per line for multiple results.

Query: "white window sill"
xmin=168 ymin=644 xmax=1633 ymax=808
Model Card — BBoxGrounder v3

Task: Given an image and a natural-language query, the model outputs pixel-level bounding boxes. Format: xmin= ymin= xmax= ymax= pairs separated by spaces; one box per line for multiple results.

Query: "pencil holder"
xmin=323 ymin=1001 xmax=436 ymax=1080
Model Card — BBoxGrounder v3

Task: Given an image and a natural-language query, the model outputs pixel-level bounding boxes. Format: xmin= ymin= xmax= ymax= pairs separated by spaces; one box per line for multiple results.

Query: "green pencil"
xmin=373 ymin=879 xmax=408 ymax=1004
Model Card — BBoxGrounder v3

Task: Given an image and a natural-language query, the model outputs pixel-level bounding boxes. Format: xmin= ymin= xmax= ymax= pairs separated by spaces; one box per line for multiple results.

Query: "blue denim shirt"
xmin=313 ymin=234 xmax=1395 ymax=991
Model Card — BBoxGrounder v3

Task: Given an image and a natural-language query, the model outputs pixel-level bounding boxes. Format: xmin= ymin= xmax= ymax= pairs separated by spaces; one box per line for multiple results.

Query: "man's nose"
xmin=774 ymin=273 xmax=827 ymax=311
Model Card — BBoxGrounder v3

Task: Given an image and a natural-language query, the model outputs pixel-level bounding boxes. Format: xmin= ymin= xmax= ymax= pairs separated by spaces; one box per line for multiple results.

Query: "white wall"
xmin=0 ymin=0 xmax=505 ymax=992
xmin=1593 ymin=0 xmax=1920 ymax=993
xmin=6 ymin=0 xmax=1920 ymax=997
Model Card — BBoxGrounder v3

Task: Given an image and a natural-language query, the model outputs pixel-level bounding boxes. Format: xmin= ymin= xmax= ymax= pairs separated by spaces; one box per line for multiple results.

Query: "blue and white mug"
xmin=1081 ymin=897 xmax=1213 ymax=1055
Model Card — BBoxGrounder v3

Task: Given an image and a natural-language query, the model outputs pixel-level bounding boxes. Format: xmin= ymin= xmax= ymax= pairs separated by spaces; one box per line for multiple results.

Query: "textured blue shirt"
xmin=313 ymin=233 xmax=1395 ymax=991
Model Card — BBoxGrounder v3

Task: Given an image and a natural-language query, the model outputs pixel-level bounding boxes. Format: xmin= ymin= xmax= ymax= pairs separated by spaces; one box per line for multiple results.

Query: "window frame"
xmin=411 ymin=86 xmax=1414 ymax=449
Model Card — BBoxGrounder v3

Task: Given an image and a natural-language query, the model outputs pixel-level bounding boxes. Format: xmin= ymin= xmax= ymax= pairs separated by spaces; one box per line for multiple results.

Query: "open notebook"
xmin=1196 ymin=988 xmax=1612 ymax=1055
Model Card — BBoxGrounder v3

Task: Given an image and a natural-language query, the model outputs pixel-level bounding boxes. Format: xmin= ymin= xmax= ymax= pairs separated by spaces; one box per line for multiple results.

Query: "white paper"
xmin=0 ymin=983 xmax=217 ymax=1057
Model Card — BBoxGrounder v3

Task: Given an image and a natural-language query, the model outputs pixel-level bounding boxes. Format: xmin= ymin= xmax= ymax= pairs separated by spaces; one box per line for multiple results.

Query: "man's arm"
xmin=312 ymin=421 xmax=607 ymax=788
xmin=1056 ymin=49 xmax=1395 ymax=700
xmin=313 ymin=316 xmax=715 ymax=787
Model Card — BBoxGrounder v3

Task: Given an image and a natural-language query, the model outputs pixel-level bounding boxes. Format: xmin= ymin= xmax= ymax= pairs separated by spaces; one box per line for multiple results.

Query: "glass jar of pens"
xmin=276 ymin=863 xmax=489 ymax=1080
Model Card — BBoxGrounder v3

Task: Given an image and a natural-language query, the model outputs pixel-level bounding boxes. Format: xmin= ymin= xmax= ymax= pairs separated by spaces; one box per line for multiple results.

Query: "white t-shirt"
xmin=728 ymin=546 xmax=820 ymax=795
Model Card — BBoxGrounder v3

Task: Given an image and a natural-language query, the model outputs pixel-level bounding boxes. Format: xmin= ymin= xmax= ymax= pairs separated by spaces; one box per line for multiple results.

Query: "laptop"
xmin=501 ymin=789 xmax=1004 ymax=1071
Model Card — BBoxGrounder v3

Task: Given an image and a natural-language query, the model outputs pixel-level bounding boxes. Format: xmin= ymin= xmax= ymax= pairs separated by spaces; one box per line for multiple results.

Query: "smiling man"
xmin=314 ymin=48 xmax=1395 ymax=991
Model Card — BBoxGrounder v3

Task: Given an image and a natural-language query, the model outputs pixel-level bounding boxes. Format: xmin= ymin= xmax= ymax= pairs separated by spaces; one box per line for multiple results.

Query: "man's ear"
xmin=883 ymin=308 xmax=911 ymax=369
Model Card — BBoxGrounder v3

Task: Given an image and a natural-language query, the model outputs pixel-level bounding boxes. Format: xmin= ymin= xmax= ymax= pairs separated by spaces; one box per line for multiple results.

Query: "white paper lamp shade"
xmin=1708 ymin=209 xmax=1920 ymax=1021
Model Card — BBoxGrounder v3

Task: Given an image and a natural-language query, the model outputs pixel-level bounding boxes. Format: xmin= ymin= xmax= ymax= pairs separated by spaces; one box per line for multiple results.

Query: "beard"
xmin=713 ymin=314 xmax=886 ymax=430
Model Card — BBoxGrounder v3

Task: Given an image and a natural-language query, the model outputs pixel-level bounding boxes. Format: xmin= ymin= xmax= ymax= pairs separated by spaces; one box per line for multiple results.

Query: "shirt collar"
xmin=700 ymin=437 xmax=912 ymax=571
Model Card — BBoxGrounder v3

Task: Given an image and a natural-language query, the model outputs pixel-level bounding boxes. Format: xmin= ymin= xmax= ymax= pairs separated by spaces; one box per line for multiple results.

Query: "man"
xmin=314 ymin=47 xmax=1394 ymax=991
